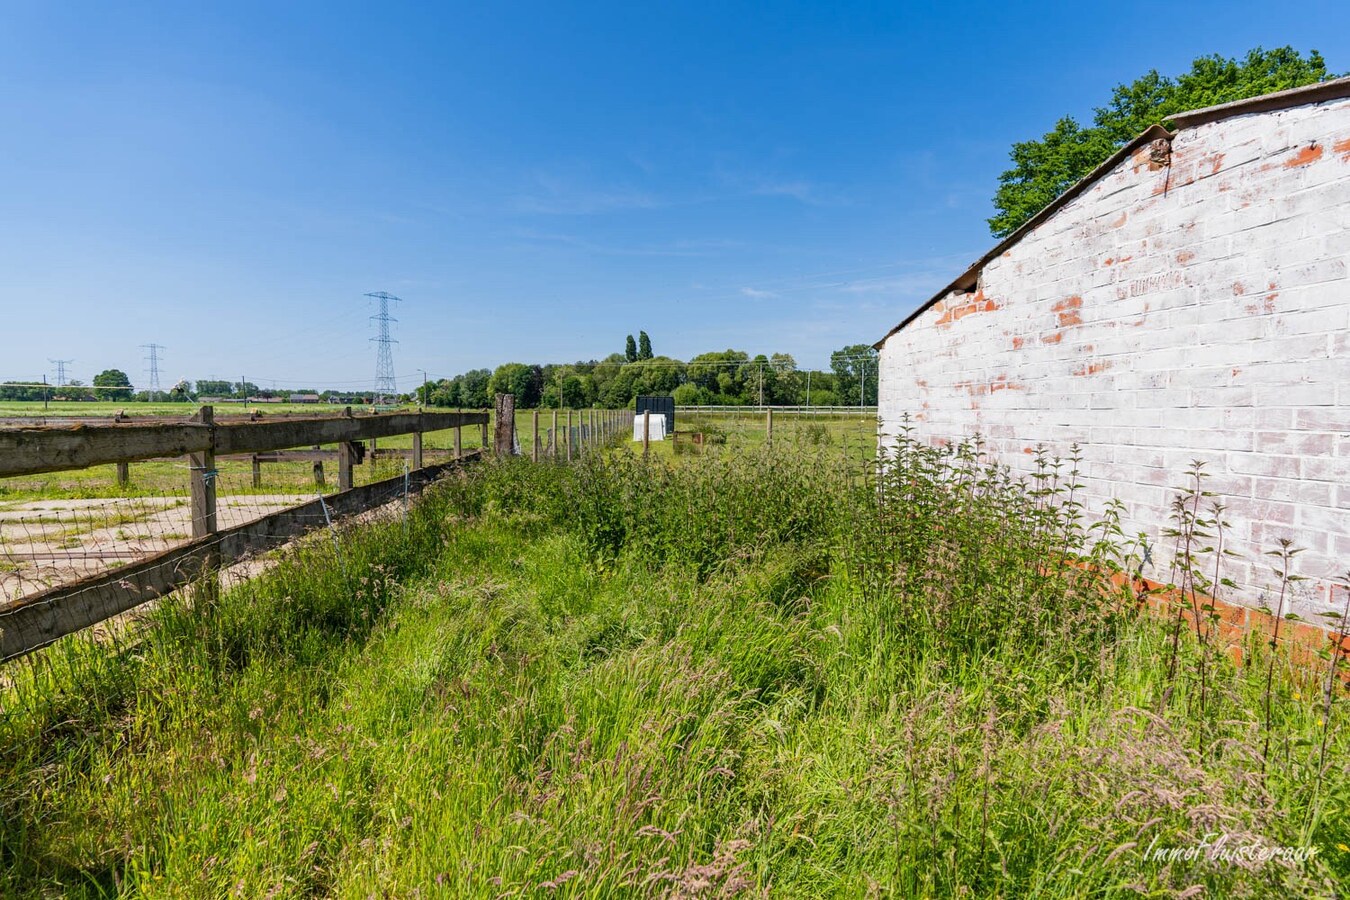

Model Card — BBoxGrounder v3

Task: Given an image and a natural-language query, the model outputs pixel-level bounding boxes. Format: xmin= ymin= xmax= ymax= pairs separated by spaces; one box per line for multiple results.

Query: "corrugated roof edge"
xmin=1169 ymin=74 xmax=1350 ymax=128
xmin=873 ymin=75 xmax=1350 ymax=350
xmin=871 ymin=124 xmax=1172 ymax=349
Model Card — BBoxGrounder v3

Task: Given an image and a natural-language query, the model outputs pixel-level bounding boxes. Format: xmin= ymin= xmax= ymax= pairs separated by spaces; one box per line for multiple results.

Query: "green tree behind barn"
xmin=988 ymin=47 xmax=1337 ymax=238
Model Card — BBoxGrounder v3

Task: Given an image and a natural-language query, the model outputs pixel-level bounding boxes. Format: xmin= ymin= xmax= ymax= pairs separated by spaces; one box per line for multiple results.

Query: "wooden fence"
xmin=0 ymin=401 xmax=639 ymax=661
xmin=0 ymin=405 xmax=491 ymax=661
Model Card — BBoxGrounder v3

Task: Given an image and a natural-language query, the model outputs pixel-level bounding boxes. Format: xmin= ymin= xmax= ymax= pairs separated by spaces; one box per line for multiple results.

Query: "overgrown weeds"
xmin=0 ymin=436 xmax=1346 ymax=897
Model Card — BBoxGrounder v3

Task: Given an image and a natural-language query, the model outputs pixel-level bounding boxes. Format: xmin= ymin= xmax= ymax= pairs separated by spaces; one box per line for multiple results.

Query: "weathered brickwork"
xmin=878 ymin=92 xmax=1350 ymax=621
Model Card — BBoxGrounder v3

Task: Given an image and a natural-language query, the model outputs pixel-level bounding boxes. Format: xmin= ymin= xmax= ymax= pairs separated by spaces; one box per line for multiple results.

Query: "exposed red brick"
xmin=1336 ymin=136 xmax=1350 ymax=161
xmin=1176 ymin=249 xmax=1196 ymax=264
xmin=1072 ymin=361 xmax=1112 ymax=377
xmin=1052 ymin=295 xmax=1083 ymax=327
xmin=1041 ymin=332 xmax=1063 ymax=344
xmin=953 ymin=374 xmax=1023 ymax=397
xmin=1011 ymin=336 xmax=1024 ymax=350
xmin=1285 ymin=143 xmax=1323 ymax=168
xmin=934 ymin=289 xmax=999 ymax=328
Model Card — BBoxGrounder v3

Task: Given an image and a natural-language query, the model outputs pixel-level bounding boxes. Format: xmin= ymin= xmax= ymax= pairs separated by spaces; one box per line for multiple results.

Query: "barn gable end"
xmin=876 ymin=78 xmax=1350 ymax=621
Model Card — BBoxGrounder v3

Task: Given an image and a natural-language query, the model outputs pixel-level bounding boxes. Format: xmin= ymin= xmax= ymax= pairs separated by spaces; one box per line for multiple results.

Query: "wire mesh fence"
xmin=0 ymin=412 xmax=490 ymax=610
xmin=656 ymin=409 xmax=880 ymax=464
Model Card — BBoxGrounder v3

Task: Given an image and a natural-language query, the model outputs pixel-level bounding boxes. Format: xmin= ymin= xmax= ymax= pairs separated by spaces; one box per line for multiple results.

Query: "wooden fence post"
xmin=313 ymin=460 xmax=325 ymax=486
xmin=189 ymin=405 xmax=219 ymax=601
xmin=494 ymin=393 xmax=515 ymax=458
xmin=190 ymin=406 xmax=218 ymax=538
xmin=338 ymin=442 xmax=355 ymax=491
xmin=552 ymin=409 xmax=559 ymax=460
xmin=766 ymin=408 xmax=774 ymax=448
xmin=480 ymin=418 xmax=489 ymax=454
xmin=412 ymin=429 xmax=423 ymax=470
xmin=116 ymin=461 xmax=130 ymax=488
xmin=532 ymin=410 xmax=540 ymax=462
xmin=251 ymin=455 xmax=262 ymax=488
xmin=566 ymin=410 xmax=573 ymax=462
xmin=454 ymin=422 xmax=462 ymax=460
xmin=642 ymin=410 xmax=650 ymax=459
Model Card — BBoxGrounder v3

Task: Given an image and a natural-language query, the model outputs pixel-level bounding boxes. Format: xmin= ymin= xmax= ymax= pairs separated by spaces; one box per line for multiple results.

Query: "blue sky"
xmin=3 ymin=1 xmax=1348 ymax=390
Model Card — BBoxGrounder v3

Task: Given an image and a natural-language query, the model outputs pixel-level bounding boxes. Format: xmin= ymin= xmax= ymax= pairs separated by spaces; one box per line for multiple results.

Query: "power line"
xmin=364 ymin=292 xmax=401 ymax=407
xmin=141 ymin=344 xmax=164 ymax=401
xmin=48 ymin=359 xmax=73 ymax=387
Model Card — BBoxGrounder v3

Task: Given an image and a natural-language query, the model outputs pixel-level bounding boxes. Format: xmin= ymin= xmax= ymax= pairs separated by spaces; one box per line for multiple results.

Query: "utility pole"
xmin=419 ymin=369 xmax=428 ymax=409
xmin=142 ymin=344 xmax=164 ymax=401
xmin=365 ymin=291 xmax=401 ymax=407
xmin=49 ymin=359 xmax=72 ymax=387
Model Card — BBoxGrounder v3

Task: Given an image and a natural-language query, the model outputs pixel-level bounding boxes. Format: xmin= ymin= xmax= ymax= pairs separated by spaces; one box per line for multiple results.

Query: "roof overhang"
xmin=874 ymin=75 xmax=1350 ymax=350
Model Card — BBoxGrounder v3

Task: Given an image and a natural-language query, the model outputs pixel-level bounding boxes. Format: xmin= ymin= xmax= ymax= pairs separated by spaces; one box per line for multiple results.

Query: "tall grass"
xmin=0 ymin=437 xmax=1346 ymax=896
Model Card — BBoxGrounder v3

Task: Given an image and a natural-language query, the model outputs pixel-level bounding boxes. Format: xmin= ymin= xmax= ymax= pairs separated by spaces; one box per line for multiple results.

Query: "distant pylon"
xmin=364 ymin=292 xmax=401 ymax=406
xmin=142 ymin=344 xmax=164 ymax=400
xmin=49 ymin=358 xmax=73 ymax=387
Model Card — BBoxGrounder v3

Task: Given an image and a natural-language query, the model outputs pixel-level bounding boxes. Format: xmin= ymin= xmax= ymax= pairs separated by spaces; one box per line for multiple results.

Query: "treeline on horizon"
xmin=0 ymin=333 xmax=881 ymax=409
xmin=421 ymin=332 xmax=879 ymax=409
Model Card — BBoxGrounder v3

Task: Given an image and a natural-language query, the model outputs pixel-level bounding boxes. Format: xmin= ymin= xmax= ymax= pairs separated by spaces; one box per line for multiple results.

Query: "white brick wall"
xmin=878 ymin=98 xmax=1350 ymax=620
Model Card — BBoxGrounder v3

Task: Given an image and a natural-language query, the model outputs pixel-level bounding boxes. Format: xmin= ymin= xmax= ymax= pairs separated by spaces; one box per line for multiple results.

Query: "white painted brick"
xmin=878 ymin=95 xmax=1350 ymax=618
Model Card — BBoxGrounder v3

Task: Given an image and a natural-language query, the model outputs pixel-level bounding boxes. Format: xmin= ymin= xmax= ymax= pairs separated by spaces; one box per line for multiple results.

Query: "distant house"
xmin=289 ymin=394 xmax=321 ymax=404
xmin=875 ymin=78 xmax=1350 ymax=623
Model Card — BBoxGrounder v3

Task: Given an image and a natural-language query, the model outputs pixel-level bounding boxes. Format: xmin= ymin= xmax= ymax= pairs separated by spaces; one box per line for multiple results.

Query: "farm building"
xmin=876 ymin=77 xmax=1350 ymax=623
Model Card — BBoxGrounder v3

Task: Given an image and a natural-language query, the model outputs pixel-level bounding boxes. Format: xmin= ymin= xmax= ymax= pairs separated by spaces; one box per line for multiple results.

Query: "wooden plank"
xmin=0 ymin=410 xmax=488 ymax=478
xmin=0 ymin=423 xmax=210 ymax=477
xmin=211 ymin=411 xmax=486 ymax=456
xmin=0 ymin=451 xmax=483 ymax=661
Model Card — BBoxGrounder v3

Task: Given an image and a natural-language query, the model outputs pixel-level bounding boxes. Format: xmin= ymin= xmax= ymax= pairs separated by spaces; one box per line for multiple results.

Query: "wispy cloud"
xmin=740 ymin=286 xmax=778 ymax=299
xmin=510 ymin=228 xmax=748 ymax=257
xmin=712 ymin=156 xmax=846 ymax=207
xmin=510 ymin=171 xmax=660 ymax=215
xmin=750 ymin=179 xmax=817 ymax=203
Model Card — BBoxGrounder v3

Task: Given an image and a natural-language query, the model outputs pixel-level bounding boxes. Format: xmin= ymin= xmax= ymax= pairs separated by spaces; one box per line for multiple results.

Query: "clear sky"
xmin=3 ymin=1 xmax=1348 ymax=390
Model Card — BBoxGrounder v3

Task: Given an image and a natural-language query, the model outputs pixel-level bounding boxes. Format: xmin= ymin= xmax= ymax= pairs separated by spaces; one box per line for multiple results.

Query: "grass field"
xmin=0 ymin=406 xmax=868 ymax=501
xmin=1 ymin=437 xmax=1346 ymax=896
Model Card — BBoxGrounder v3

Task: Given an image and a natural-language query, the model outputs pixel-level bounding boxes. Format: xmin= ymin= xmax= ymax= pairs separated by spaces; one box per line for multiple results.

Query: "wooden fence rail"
xmin=0 ymin=408 xmax=487 ymax=478
xmin=0 ymin=453 xmax=481 ymax=660
xmin=0 ymin=405 xmax=493 ymax=661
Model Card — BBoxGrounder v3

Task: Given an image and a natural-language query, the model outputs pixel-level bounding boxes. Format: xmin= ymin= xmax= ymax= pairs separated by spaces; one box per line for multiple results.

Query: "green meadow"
xmin=0 ymin=438 xmax=1346 ymax=897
